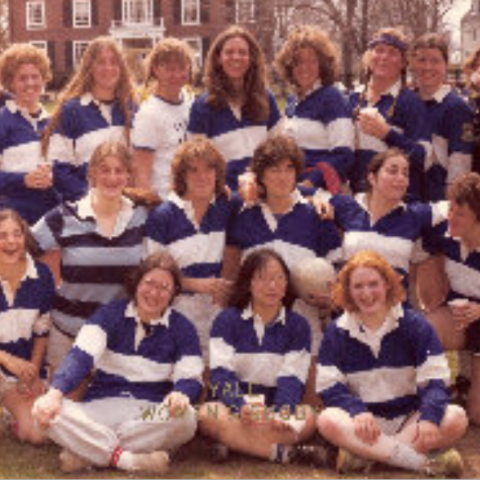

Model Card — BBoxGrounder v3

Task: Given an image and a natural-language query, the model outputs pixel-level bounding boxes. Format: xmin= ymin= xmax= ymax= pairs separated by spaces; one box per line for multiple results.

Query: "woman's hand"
xmin=353 ymin=412 xmax=381 ymax=445
xmin=310 ymin=196 xmax=334 ymax=220
xmin=359 ymin=110 xmax=390 ymax=140
xmin=412 ymin=420 xmax=440 ymax=454
xmin=32 ymin=388 xmax=63 ymax=429
xmin=201 ymin=278 xmax=232 ymax=306
xmin=450 ymin=301 xmax=480 ymax=331
xmin=24 ymin=164 xmax=53 ymax=190
xmin=238 ymin=171 xmax=258 ymax=207
xmin=164 ymin=391 xmax=190 ymax=418
xmin=3 ymin=355 xmax=38 ymax=386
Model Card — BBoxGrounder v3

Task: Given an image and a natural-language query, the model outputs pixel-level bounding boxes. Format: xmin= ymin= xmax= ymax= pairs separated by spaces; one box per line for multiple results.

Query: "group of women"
xmin=0 ymin=19 xmax=479 ymax=477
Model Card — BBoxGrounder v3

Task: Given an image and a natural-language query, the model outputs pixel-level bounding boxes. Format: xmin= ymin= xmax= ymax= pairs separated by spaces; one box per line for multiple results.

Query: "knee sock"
xmin=387 ymin=442 xmax=427 ymax=472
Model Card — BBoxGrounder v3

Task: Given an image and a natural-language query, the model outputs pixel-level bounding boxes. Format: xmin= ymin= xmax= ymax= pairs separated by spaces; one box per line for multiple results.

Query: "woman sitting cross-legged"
xmin=32 ymin=252 xmax=203 ymax=475
xmin=316 ymin=250 xmax=468 ymax=477
xmin=198 ymin=248 xmax=335 ymax=467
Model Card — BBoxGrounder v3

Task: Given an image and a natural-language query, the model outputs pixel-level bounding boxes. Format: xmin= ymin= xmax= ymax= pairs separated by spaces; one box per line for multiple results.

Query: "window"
xmin=182 ymin=0 xmax=200 ymax=25
xmin=235 ymin=0 xmax=255 ymax=23
xmin=26 ymin=1 xmax=45 ymax=30
xmin=123 ymin=0 xmax=153 ymax=24
xmin=30 ymin=41 xmax=47 ymax=53
xmin=73 ymin=0 xmax=91 ymax=28
xmin=73 ymin=41 xmax=89 ymax=68
xmin=185 ymin=37 xmax=202 ymax=67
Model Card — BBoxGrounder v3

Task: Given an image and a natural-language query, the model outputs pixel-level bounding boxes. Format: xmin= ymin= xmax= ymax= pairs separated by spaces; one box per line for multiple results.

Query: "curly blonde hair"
xmin=333 ymin=250 xmax=405 ymax=313
xmin=0 ymin=43 xmax=51 ymax=91
xmin=203 ymin=26 xmax=270 ymax=122
xmin=171 ymin=137 xmax=226 ymax=197
xmin=275 ymin=25 xmax=338 ymax=87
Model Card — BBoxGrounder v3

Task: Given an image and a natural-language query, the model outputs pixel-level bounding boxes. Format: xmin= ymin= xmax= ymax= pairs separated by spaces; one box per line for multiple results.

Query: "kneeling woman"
xmin=199 ymin=249 xmax=332 ymax=466
xmin=317 ymin=250 xmax=467 ymax=477
xmin=0 ymin=209 xmax=55 ymax=443
xmin=32 ymin=253 xmax=203 ymax=474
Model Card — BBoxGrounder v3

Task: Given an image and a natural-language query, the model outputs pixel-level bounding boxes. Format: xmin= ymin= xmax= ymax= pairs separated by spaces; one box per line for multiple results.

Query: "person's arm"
xmin=221 ymin=245 xmax=242 ymax=282
xmin=133 ymin=148 xmax=156 ymax=191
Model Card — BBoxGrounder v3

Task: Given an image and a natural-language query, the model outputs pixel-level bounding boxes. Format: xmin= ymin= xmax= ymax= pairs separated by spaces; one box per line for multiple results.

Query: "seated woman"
xmin=421 ymin=172 xmax=480 ymax=425
xmin=32 ymin=252 xmax=203 ymax=474
xmin=316 ymin=250 xmax=467 ymax=477
xmin=146 ymin=138 xmax=234 ymax=360
xmin=0 ymin=209 xmax=55 ymax=444
xmin=198 ymin=248 xmax=334 ymax=467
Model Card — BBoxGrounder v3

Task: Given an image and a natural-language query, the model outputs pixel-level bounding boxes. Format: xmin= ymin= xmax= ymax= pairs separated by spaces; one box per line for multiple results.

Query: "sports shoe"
xmin=129 ymin=450 xmax=170 ymax=474
xmin=210 ymin=442 xmax=229 ymax=463
xmin=426 ymin=448 xmax=464 ymax=478
xmin=336 ymin=448 xmax=374 ymax=474
xmin=59 ymin=449 xmax=93 ymax=473
xmin=287 ymin=443 xmax=337 ymax=468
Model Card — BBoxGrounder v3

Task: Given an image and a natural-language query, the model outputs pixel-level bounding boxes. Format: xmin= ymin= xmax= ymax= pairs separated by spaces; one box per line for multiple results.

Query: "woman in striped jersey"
xmin=422 ymin=173 xmax=480 ymax=425
xmin=0 ymin=43 xmax=58 ymax=224
xmin=0 ymin=209 xmax=55 ymax=444
xmin=32 ymin=141 xmax=148 ymax=374
xmin=41 ymin=37 xmax=137 ymax=202
xmin=317 ymin=250 xmax=467 ymax=477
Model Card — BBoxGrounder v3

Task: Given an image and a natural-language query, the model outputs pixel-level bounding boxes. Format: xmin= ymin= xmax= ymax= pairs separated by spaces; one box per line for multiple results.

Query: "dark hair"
xmin=229 ymin=248 xmax=296 ymax=310
xmin=203 ymin=25 xmax=270 ymax=122
xmin=365 ymin=147 xmax=409 ymax=191
xmin=411 ymin=33 xmax=449 ymax=64
xmin=448 ymin=172 xmax=480 ymax=223
xmin=125 ymin=252 xmax=182 ymax=302
xmin=251 ymin=135 xmax=304 ymax=198
xmin=0 ymin=209 xmax=40 ymax=258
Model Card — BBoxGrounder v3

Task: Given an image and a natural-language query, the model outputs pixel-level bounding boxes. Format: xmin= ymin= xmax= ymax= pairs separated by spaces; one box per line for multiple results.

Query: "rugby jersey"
xmin=187 ymin=91 xmax=281 ymax=190
xmin=349 ymin=82 xmax=429 ymax=200
xmin=48 ymin=94 xmax=135 ymax=201
xmin=51 ymin=299 xmax=203 ymax=403
xmin=0 ymin=100 xmax=58 ymax=224
xmin=284 ymin=83 xmax=354 ymax=185
xmin=146 ymin=193 xmax=235 ymax=281
xmin=32 ymin=192 xmax=147 ymax=338
xmin=209 ymin=306 xmax=311 ymax=412
xmin=316 ymin=305 xmax=450 ymax=425
xmin=320 ymin=191 xmax=446 ymax=287
xmin=227 ymin=191 xmax=342 ymax=269
xmin=0 ymin=256 xmax=55 ymax=378
xmin=422 ymin=86 xmax=473 ymax=201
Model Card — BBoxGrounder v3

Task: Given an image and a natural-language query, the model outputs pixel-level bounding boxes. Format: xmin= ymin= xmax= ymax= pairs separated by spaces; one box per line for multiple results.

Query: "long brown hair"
xmin=203 ymin=26 xmax=270 ymax=122
xmin=42 ymin=37 xmax=137 ymax=157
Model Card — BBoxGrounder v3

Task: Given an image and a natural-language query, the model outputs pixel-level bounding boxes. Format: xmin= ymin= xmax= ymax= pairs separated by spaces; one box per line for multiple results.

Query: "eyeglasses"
xmin=252 ymin=274 xmax=288 ymax=286
xmin=141 ymin=278 xmax=175 ymax=295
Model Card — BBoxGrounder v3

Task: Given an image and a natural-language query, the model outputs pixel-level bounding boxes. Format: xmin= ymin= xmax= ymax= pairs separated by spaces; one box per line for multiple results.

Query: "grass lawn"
xmin=2 ymin=423 xmax=480 ymax=479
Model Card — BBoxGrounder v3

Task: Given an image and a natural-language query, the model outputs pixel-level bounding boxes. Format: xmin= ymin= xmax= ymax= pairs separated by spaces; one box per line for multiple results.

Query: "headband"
xmin=368 ymin=33 xmax=408 ymax=53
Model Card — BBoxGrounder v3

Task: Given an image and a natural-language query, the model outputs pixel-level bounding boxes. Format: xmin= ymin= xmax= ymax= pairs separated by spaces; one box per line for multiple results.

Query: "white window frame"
xmin=26 ymin=1 xmax=46 ymax=30
xmin=182 ymin=0 xmax=200 ymax=26
xmin=235 ymin=0 xmax=255 ymax=24
xmin=184 ymin=37 xmax=203 ymax=67
xmin=73 ymin=0 xmax=92 ymax=28
xmin=73 ymin=41 xmax=90 ymax=68
xmin=30 ymin=41 xmax=48 ymax=53
xmin=123 ymin=0 xmax=153 ymax=25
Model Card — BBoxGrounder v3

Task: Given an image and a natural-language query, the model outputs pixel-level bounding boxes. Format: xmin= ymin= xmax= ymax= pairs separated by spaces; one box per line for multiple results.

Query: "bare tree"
xmin=0 ymin=0 xmax=8 ymax=52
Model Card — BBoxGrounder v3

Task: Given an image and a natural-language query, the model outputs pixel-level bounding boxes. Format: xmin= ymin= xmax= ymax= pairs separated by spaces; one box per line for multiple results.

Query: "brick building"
xmin=8 ymin=0 xmax=235 ymax=86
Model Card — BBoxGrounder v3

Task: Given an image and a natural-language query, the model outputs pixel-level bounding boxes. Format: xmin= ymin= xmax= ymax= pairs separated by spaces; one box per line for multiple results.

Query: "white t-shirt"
xmin=133 ymin=91 xmax=192 ymax=198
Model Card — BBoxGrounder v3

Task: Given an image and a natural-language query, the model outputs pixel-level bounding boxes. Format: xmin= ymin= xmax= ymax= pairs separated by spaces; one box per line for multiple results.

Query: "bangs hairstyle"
xmin=42 ymin=37 xmax=136 ymax=156
xmin=145 ymin=37 xmax=195 ymax=86
xmin=448 ymin=172 xmax=480 ymax=223
xmin=203 ymin=26 xmax=270 ymax=122
xmin=251 ymin=135 xmax=304 ymax=197
xmin=0 ymin=208 xmax=40 ymax=258
xmin=87 ymin=140 xmax=133 ymax=184
xmin=275 ymin=25 xmax=338 ymax=87
xmin=229 ymin=248 xmax=296 ymax=310
xmin=171 ymin=137 xmax=226 ymax=197
xmin=411 ymin=33 xmax=449 ymax=64
xmin=0 ymin=43 xmax=52 ymax=91
xmin=125 ymin=251 xmax=182 ymax=301
xmin=333 ymin=250 xmax=405 ymax=313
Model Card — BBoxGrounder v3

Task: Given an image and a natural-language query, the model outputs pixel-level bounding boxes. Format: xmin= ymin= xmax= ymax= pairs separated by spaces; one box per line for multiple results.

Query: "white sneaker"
xmin=129 ymin=450 xmax=170 ymax=474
